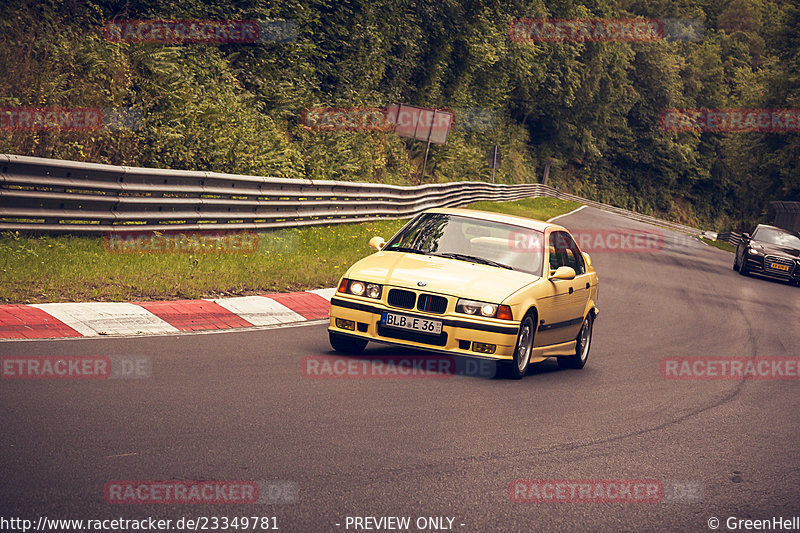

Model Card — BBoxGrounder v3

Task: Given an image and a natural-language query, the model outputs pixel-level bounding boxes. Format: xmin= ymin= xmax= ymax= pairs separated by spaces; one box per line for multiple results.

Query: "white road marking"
xmin=211 ymin=296 xmax=305 ymax=326
xmin=30 ymin=302 xmax=179 ymax=336
xmin=0 ymin=318 xmax=330 ymax=343
xmin=547 ymin=204 xmax=587 ymax=223
xmin=308 ymin=288 xmax=336 ymax=301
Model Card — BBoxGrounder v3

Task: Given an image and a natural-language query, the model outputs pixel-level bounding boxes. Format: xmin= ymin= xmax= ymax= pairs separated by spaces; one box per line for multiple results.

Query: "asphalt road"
xmin=2 ymin=207 xmax=799 ymax=533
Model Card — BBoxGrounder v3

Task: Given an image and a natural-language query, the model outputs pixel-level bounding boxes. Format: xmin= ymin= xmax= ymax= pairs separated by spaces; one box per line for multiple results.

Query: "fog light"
xmin=472 ymin=342 xmax=496 ymax=354
xmin=335 ymin=318 xmax=355 ymax=331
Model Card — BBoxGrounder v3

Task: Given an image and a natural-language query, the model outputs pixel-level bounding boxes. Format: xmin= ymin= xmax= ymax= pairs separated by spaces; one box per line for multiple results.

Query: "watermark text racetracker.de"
xmin=510 ymin=228 xmax=667 ymax=254
xmin=0 ymin=516 xmax=281 ymax=532
xmin=1 ymin=356 xmax=150 ymax=379
xmin=661 ymin=357 xmax=800 ymax=380
xmin=300 ymin=106 xmax=494 ymax=133
xmin=660 ymin=108 xmax=800 ymax=133
xmin=509 ymin=479 xmax=703 ymax=503
xmin=0 ymin=107 xmax=141 ymax=131
xmin=104 ymin=231 xmax=259 ymax=254
xmin=509 ymin=18 xmax=704 ymax=43
xmin=103 ymin=19 xmax=297 ymax=44
xmin=104 ymin=480 xmax=297 ymax=505
xmin=301 ymin=355 xmax=497 ymax=379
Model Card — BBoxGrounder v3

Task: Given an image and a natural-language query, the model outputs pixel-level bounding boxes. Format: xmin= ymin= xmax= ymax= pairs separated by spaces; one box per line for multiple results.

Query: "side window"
xmin=549 ymin=231 xmax=586 ymax=275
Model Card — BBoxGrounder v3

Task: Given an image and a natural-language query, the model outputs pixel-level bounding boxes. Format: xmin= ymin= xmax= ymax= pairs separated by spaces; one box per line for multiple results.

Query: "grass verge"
xmin=701 ymin=237 xmax=736 ymax=253
xmin=0 ymin=197 xmax=581 ymax=304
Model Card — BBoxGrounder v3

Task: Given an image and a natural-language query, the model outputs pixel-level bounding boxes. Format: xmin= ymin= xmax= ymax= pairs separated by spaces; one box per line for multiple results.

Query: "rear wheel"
xmin=558 ymin=313 xmax=594 ymax=370
xmin=329 ymin=331 xmax=367 ymax=354
xmin=506 ymin=314 xmax=535 ymax=380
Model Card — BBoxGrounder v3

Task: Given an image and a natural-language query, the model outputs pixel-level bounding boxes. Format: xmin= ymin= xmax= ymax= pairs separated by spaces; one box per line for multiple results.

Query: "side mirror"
xmin=368 ymin=236 xmax=386 ymax=251
xmin=549 ymin=266 xmax=576 ymax=280
xmin=582 ymin=252 xmax=592 ymax=268
xmin=742 ymin=233 xmax=751 ymax=240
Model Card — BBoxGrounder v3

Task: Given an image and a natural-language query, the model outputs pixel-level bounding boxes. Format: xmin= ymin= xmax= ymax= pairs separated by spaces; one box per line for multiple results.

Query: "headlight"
xmin=365 ymin=283 xmax=381 ymax=299
xmin=456 ymin=299 xmax=512 ymax=320
xmin=350 ymin=281 xmax=365 ymax=296
xmin=337 ymin=278 xmax=382 ymax=299
xmin=748 ymin=247 xmax=762 ymax=255
xmin=457 ymin=300 xmax=480 ymax=315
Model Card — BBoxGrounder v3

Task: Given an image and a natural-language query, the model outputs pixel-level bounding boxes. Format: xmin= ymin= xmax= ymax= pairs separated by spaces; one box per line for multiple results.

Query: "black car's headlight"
xmin=748 ymin=247 xmax=763 ymax=255
xmin=337 ymin=278 xmax=382 ymax=299
xmin=456 ymin=299 xmax=513 ymax=320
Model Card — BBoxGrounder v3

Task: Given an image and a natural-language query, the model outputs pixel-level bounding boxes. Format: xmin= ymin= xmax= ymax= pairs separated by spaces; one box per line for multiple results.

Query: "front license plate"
xmin=770 ymin=262 xmax=790 ymax=271
xmin=381 ymin=312 xmax=443 ymax=335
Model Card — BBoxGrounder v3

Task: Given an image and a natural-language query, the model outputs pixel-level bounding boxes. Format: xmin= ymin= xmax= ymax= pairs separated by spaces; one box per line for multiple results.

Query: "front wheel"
xmin=506 ymin=314 xmax=535 ymax=380
xmin=329 ymin=331 xmax=367 ymax=354
xmin=558 ymin=313 xmax=594 ymax=370
xmin=738 ymin=260 xmax=749 ymax=276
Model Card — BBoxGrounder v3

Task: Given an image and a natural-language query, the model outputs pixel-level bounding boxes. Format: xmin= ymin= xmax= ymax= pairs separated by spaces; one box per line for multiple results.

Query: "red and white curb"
xmin=0 ymin=288 xmax=335 ymax=340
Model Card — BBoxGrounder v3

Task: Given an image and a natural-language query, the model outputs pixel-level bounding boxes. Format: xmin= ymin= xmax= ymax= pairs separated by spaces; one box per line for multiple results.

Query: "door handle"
xmin=568 ymin=287 xmax=574 ymax=295
xmin=586 ymin=282 xmax=590 ymax=289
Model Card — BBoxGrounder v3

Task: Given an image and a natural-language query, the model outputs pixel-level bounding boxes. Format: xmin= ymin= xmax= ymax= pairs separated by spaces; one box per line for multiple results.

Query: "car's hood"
xmin=751 ymin=241 xmax=800 ymax=258
xmin=344 ymin=251 xmax=540 ymax=302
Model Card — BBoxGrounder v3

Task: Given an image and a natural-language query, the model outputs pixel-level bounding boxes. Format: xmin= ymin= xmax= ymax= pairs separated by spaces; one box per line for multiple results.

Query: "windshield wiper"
xmin=388 ymin=246 xmax=431 ymax=255
xmin=436 ymin=252 xmax=514 ymax=270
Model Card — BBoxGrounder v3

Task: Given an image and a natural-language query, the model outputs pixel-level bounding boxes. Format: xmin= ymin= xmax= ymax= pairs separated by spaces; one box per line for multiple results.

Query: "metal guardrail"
xmin=0 ymin=154 xmax=704 ymax=235
xmin=717 ymin=231 xmax=742 ymax=247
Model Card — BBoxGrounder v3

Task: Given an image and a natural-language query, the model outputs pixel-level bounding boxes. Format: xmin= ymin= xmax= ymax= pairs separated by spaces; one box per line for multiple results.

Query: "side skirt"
xmin=532 ymin=340 xmax=577 ymax=358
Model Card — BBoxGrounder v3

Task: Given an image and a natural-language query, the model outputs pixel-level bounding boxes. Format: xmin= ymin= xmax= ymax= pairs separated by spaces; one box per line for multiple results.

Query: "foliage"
xmin=0 ymin=0 xmax=798 ymax=231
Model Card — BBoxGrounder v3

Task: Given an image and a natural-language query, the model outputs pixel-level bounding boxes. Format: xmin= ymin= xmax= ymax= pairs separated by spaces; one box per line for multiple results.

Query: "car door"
xmin=534 ymin=230 xmax=591 ymax=347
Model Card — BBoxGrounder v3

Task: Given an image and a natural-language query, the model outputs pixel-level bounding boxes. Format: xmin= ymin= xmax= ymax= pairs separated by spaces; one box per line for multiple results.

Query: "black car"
xmin=734 ymin=224 xmax=800 ymax=285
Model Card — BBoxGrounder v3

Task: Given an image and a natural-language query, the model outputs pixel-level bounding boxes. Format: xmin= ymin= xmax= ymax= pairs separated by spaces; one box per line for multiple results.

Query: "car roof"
xmin=424 ymin=207 xmax=564 ymax=232
xmin=755 ymin=224 xmax=791 ymax=232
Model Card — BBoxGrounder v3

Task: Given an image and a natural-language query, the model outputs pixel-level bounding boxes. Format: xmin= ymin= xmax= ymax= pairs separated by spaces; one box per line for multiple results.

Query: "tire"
xmin=558 ymin=313 xmax=594 ymax=370
xmin=505 ymin=314 xmax=535 ymax=380
xmin=738 ymin=260 xmax=749 ymax=276
xmin=329 ymin=331 xmax=368 ymax=354
xmin=733 ymin=255 xmax=740 ymax=271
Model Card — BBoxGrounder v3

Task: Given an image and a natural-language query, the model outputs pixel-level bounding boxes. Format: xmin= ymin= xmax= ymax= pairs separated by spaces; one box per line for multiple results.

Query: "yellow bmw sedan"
xmin=328 ymin=208 xmax=599 ymax=379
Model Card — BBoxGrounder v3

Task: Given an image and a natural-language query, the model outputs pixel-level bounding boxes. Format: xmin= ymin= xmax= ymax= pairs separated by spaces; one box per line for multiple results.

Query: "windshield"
xmin=385 ymin=213 xmax=544 ymax=276
xmin=753 ymin=227 xmax=800 ymax=248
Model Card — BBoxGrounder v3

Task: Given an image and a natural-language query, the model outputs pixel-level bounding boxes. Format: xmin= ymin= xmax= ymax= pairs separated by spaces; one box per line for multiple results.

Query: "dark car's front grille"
xmin=764 ymin=255 xmax=795 ymax=276
xmin=417 ymin=293 xmax=448 ymax=314
xmin=387 ymin=289 xmax=416 ymax=309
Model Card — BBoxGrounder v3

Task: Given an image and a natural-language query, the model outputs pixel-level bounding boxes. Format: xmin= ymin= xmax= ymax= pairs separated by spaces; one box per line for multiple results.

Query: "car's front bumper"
xmin=743 ymin=254 xmax=800 ymax=283
xmin=328 ymin=295 xmax=520 ymax=360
